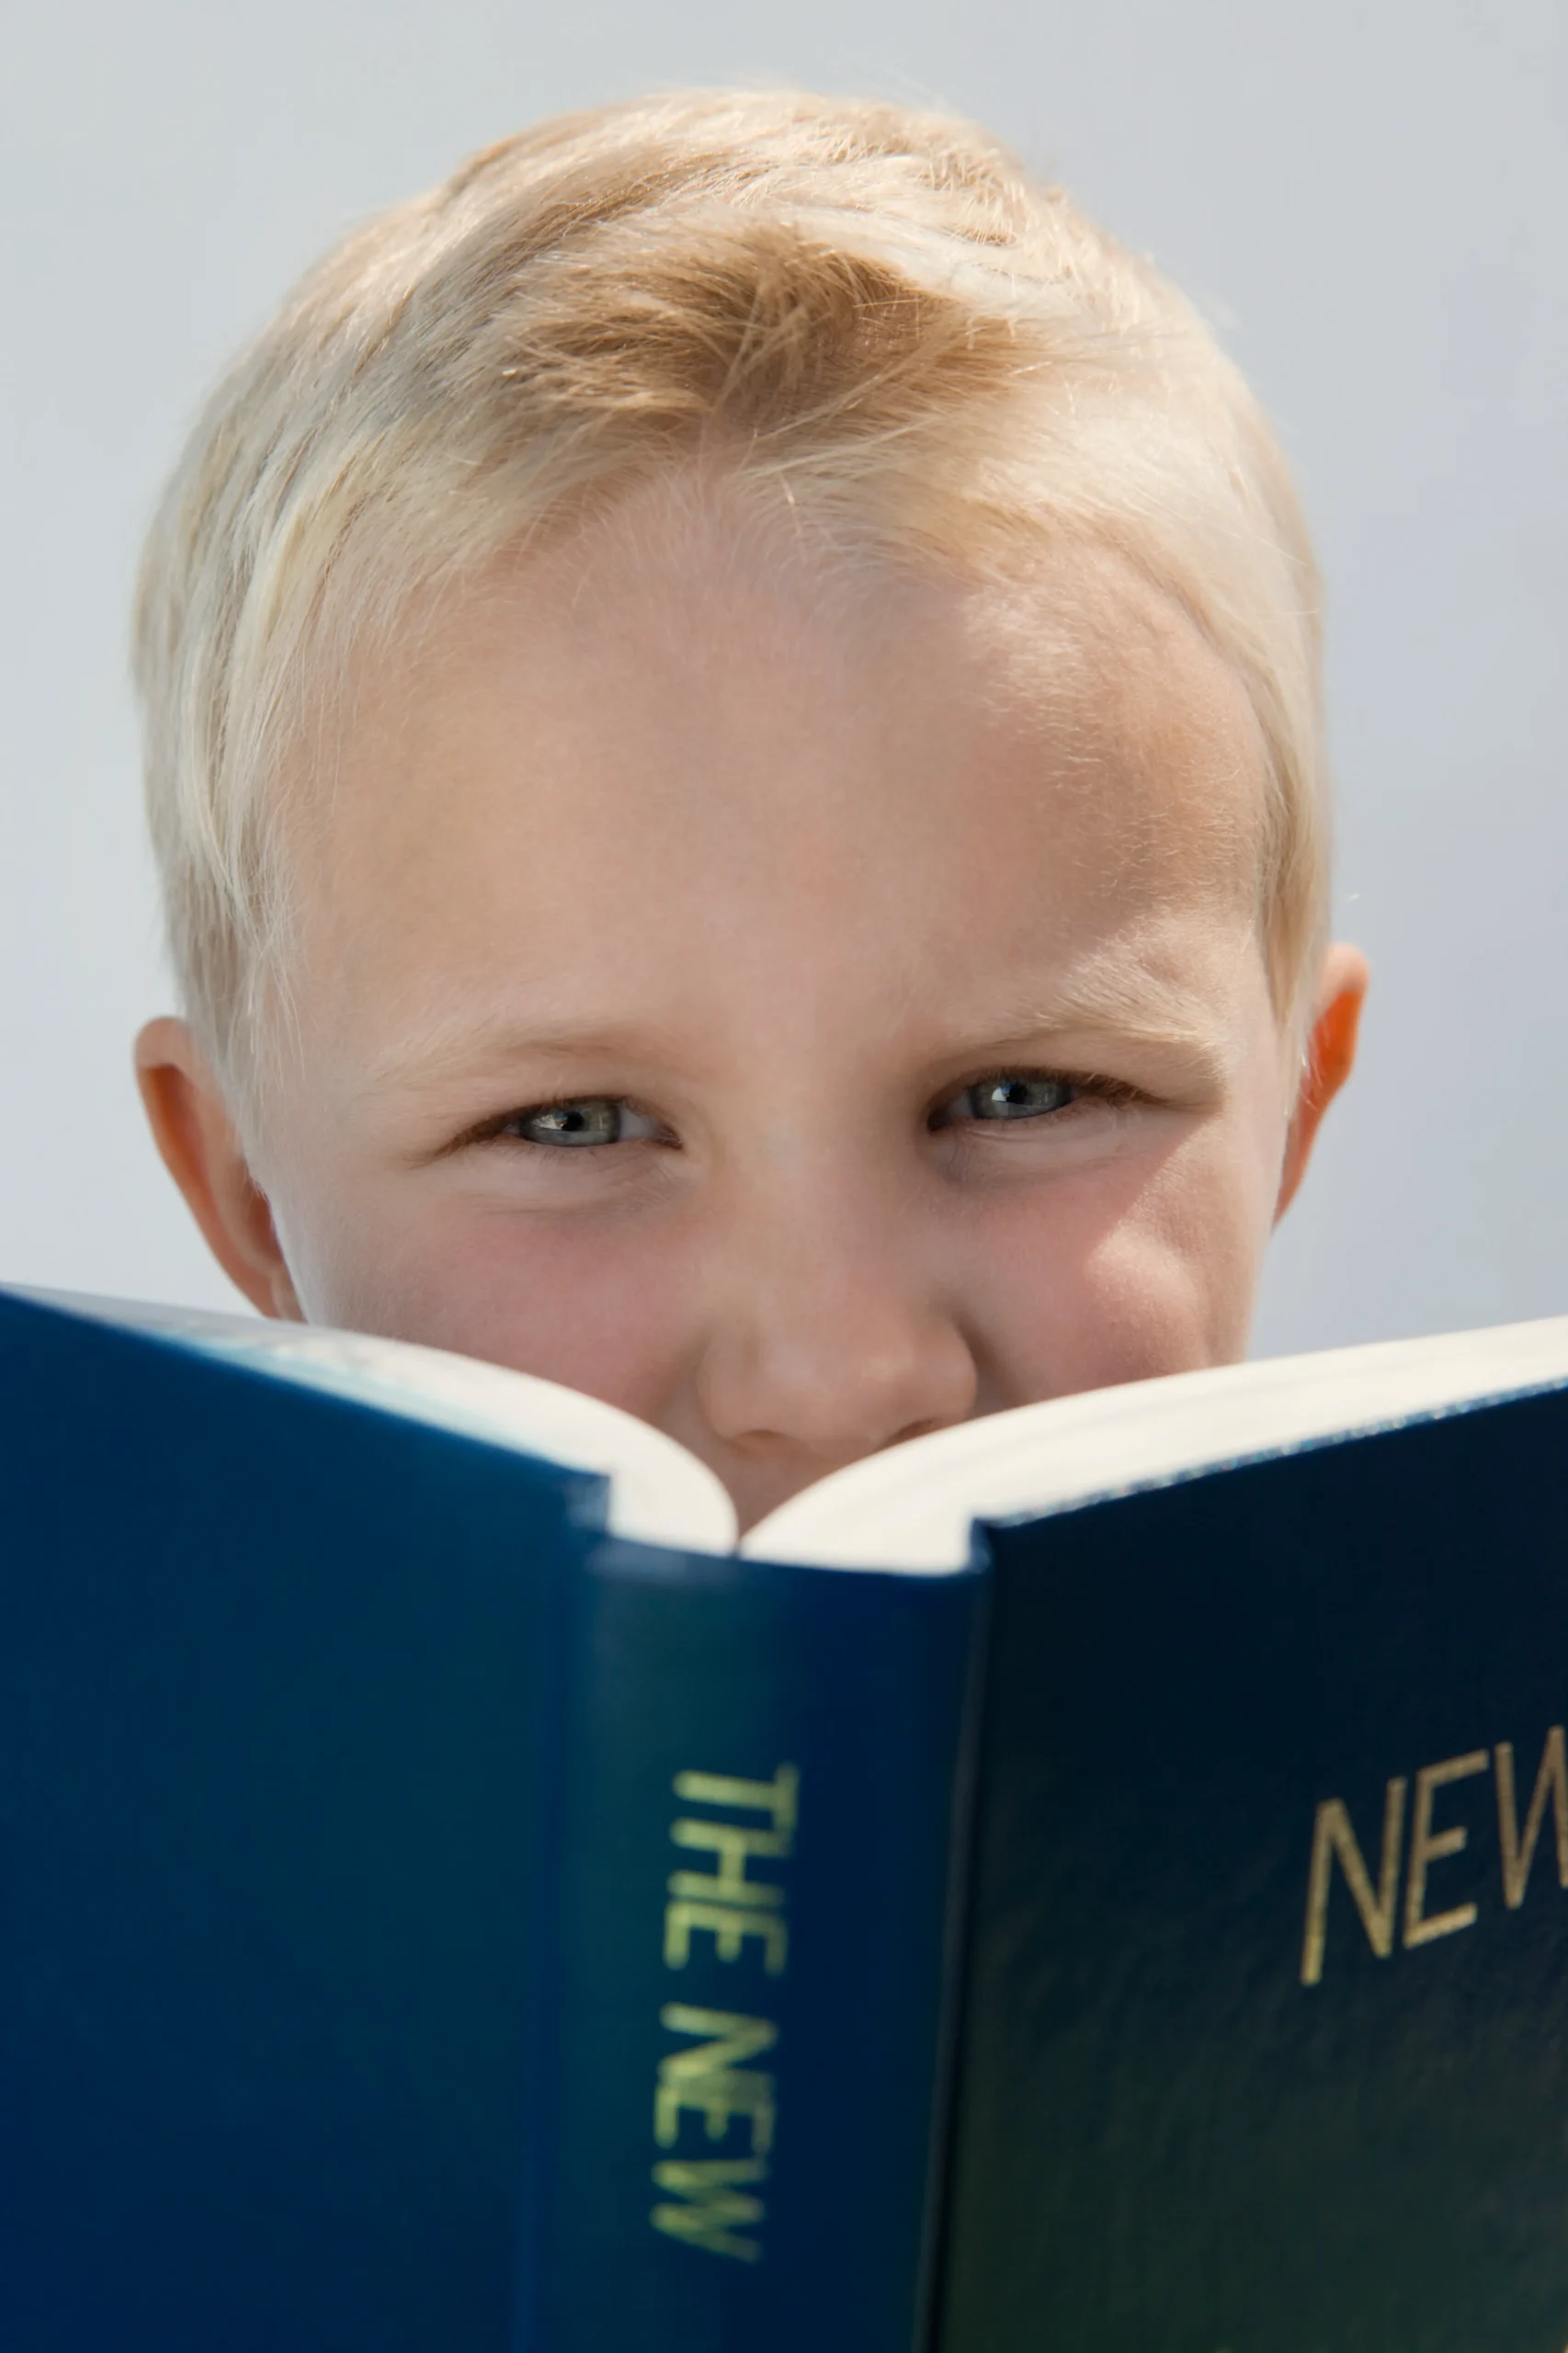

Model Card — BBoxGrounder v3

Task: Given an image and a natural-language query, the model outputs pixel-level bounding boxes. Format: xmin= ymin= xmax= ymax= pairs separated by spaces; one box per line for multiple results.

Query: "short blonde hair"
xmin=134 ymin=87 xmax=1328 ymax=1086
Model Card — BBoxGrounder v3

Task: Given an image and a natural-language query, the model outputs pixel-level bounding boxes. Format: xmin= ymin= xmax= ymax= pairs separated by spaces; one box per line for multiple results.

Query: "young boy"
xmin=132 ymin=87 xmax=1365 ymax=1532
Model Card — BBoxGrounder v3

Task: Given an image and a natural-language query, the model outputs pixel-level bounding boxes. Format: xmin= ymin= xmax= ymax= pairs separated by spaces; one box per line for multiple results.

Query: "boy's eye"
xmin=499 ymin=1097 xmax=662 ymax=1148
xmin=965 ymin=1074 xmax=1076 ymax=1120
xmin=934 ymin=1073 xmax=1080 ymax=1129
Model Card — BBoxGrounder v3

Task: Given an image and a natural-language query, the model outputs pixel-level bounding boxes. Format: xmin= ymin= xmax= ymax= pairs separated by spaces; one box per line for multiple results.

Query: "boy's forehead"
xmin=293 ymin=480 xmax=1270 ymax=1064
xmin=454 ymin=477 xmax=1264 ymax=785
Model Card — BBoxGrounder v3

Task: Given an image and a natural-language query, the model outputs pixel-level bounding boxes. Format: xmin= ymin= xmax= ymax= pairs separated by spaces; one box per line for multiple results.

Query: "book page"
xmin=744 ymin=1315 xmax=1568 ymax=1572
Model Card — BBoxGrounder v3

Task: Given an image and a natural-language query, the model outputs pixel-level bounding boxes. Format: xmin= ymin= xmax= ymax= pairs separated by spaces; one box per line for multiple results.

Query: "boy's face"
xmin=140 ymin=483 xmax=1363 ymax=1529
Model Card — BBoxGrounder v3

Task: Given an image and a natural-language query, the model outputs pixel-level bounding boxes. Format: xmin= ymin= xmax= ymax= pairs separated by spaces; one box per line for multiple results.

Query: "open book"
xmin=49 ymin=1280 xmax=1568 ymax=1564
xmin=5 ymin=1283 xmax=1568 ymax=2352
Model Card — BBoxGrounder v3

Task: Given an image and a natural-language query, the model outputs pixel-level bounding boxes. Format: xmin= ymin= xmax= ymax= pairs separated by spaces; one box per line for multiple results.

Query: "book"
xmin=4 ymin=1282 xmax=1568 ymax=2352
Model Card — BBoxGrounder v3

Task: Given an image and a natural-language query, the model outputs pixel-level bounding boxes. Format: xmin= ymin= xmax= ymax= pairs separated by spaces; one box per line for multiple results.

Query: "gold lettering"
xmin=650 ymin=2160 xmax=768 ymax=2262
xmin=669 ymin=1818 xmax=789 ymax=1908
xmin=672 ymin=1765 xmax=799 ymax=1839
xmin=663 ymin=1764 xmax=796 ymax=1972
xmin=1300 ymin=1778 xmax=1407 ymax=1986
xmin=653 ymin=2005 xmax=778 ymax=2155
xmin=1495 ymin=1727 xmax=1568 ymax=1908
xmin=653 ymin=1769 xmax=796 ymax=2262
xmin=1403 ymin=1750 xmax=1489 ymax=1948
xmin=664 ymin=1900 xmax=789 ymax=1973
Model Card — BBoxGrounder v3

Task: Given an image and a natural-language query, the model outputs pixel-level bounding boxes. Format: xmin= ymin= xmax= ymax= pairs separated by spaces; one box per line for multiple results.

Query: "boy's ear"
xmin=134 ymin=1018 xmax=302 ymax=1320
xmin=1274 ymin=943 xmax=1369 ymax=1223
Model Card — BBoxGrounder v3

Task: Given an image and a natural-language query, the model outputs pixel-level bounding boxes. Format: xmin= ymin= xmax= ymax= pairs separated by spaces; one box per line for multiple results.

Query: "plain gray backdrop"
xmin=2 ymin=0 xmax=1563 ymax=1351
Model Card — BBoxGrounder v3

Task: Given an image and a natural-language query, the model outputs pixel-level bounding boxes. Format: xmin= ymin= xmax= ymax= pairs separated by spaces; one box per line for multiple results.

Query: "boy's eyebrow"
xmin=981 ymin=962 xmax=1236 ymax=1071
xmin=362 ymin=960 xmax=1233 ymax=1100
xmin=360 ymin=1009 xmax=688 ymax=1098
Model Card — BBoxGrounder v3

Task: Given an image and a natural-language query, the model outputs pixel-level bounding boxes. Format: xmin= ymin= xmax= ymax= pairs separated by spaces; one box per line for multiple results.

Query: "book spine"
xmin=513 ymin=1536 xmax=988 ymax=2353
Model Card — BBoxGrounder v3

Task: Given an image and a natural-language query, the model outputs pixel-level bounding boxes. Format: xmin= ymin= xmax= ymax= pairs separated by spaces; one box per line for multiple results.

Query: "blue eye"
xmin=955 ymin=1074 xmax=1078 ymax=1123
xmin=506 ymin=1098 xmax=643 ymax=1148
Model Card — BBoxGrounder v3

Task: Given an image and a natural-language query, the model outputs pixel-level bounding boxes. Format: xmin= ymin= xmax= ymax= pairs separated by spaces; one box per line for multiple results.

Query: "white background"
xmin=2 ymin=0 xmax=1563 ymax=1351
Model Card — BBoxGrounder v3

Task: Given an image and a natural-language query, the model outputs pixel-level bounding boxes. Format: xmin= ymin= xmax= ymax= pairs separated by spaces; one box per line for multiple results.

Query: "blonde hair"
xmin=134 ymin=87 xmax=1329 ymax=1088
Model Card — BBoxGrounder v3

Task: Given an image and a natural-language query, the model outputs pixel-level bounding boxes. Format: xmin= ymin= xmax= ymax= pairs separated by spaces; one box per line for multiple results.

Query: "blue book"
xmin=5 ymin=1282 xmax=1568 ymax=2351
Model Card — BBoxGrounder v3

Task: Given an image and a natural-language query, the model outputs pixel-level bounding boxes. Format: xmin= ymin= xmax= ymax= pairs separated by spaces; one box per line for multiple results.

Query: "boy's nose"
xmin=691 ymin=1176 xmax=979 ymax=1484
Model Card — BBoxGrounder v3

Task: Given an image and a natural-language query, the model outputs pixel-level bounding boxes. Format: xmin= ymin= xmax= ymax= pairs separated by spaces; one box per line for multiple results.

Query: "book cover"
xmin=0 ymin=1290 xmax=979 ymax=2353
xmin=4 ymin=1284 xmax=1568 ymax=2351
xmin=943 ymin=1389 xmax=1568 ymax=2350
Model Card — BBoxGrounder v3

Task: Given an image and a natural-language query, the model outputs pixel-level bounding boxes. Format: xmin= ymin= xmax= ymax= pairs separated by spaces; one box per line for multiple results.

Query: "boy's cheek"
xmin=971 ymin=1128 xmax=1278 ymax=1403
xmin=1012 ymin=1221 xmax=1258 ymax=1398
xmin=274 ymin=1179 xmax=701 ymax=1421
xmin=1095 ymin=1145 xmax=1277 ymax=1375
